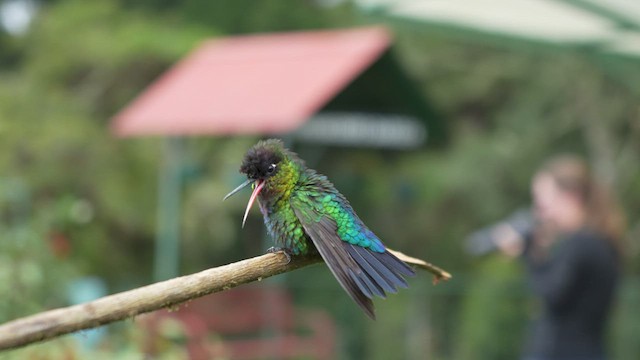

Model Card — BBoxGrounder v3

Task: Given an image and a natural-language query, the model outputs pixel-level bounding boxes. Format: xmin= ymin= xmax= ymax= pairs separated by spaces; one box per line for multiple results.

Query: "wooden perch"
xmin=0 ymin=250 xmax=450 ymax=351
xmin=387 ymin=249 xmax=451 ymax=284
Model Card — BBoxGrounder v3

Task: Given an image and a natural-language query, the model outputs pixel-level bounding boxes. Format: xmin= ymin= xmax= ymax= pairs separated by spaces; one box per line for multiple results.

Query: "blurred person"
xmin=472 ymin=155 xmax=625 ymax=360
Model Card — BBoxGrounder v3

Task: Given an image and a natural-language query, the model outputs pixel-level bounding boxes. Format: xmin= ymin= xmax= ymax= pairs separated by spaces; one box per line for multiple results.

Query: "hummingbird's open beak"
xmin=223 ymin=178 xmax=265 ymax=228
xmin=242 ymin=179 xmax=265 ymax=228
xmin=223 ymin=179 xmax=253 ymax=201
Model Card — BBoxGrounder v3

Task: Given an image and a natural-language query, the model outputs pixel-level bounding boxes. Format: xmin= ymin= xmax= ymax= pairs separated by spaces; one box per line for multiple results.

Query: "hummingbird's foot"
xmin=267 ymin=247 xmax=292 ymax=264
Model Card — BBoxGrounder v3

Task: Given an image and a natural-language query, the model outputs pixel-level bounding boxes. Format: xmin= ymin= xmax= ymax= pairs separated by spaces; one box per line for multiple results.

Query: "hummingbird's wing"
xmin=290 ymin=190 xmax=414 ymax=320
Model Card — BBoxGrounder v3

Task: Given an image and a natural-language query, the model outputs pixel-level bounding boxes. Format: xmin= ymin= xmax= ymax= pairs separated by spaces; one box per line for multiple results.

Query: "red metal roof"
xmin=111 ymin=26 xmax=391 ymax=137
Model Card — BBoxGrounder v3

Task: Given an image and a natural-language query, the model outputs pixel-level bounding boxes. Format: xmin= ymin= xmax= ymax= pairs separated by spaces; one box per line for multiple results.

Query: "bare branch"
xmin=387 ymin=249 xmax=452 ymax=283
xmin=0 ymin=250 xmax=449 ymax=351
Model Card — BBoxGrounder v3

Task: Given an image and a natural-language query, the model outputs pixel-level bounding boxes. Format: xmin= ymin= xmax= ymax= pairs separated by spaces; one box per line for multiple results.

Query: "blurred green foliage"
xmin=454 ymin=257 xmax=527 ymax=360
xmin=0 ymin=178 xmax=76 ymax=322
xmin=0 ymin=0 xmax=205 ymax=291
xmin=0 ymin=0 xmax=639 ymax=358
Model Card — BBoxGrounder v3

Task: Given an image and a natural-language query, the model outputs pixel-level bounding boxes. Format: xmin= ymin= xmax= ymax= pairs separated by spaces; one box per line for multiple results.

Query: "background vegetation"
xmin=1 ymin=0 xmax=638 ymax=359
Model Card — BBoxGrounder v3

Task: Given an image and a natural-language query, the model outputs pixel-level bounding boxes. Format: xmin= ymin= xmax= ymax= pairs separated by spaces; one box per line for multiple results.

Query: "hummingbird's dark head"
xmin=239 ymin=139 xmax=285 ymax=181
xmin=224 ymin=139 xmax=301 ymax=227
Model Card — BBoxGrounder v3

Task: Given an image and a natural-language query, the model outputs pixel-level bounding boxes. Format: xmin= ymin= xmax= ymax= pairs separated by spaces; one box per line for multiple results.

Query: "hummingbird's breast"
xmin=259 ymin=194 xmax=312 ymax=256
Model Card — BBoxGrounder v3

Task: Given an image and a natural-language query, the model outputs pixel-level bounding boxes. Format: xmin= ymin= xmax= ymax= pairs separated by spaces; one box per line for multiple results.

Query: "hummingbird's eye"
xmin=267 ymin=164 xmax=277 ymax=174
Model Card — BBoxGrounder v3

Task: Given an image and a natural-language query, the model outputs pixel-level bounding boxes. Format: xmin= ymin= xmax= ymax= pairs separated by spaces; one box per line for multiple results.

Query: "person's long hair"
xmin=539 ymin=154 xmax=626 ymax=255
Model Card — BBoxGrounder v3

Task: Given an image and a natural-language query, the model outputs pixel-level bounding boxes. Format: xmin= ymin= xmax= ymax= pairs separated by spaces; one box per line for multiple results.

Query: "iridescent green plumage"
xmin=228 ymin=139 xmax=414 ymax=319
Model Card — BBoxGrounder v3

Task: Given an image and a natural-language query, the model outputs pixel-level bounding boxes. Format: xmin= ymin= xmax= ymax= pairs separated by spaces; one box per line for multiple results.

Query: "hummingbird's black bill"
xmin=223 ymin=178 xmax=265 ymax=228
xmin=223 ymin=179 xmax=253 ymax=201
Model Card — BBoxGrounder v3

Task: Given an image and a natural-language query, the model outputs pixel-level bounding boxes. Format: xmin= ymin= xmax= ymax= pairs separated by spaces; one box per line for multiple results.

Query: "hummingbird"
xmin=224 ymin=139 xmax=415 ymax=319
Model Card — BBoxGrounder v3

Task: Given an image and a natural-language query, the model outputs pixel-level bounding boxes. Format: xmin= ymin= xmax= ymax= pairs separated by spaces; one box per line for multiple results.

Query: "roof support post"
xmin=154 ymin=137 xmax=184 ymax=281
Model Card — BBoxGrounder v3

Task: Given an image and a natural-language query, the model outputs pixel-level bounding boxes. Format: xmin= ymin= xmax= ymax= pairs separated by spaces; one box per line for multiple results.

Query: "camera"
xmin=464 ymin=208 xmax=535 ymax=256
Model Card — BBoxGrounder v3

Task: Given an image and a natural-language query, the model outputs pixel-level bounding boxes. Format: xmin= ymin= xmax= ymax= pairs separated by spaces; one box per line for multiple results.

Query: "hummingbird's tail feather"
xmin=347 ymin=245 xmax=402 ymax=294
xmin=300 ymin=216 xmax=377 ymax=319
xmin=375 ymin=249 xmax=417 ymax=277
xmin=348 ymin=257 xmax=391 ymax=297
xmin=347 ymin=245 xmax=415 ymax=295
xmin=348 ymin=268 xmax=385 ymax=298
